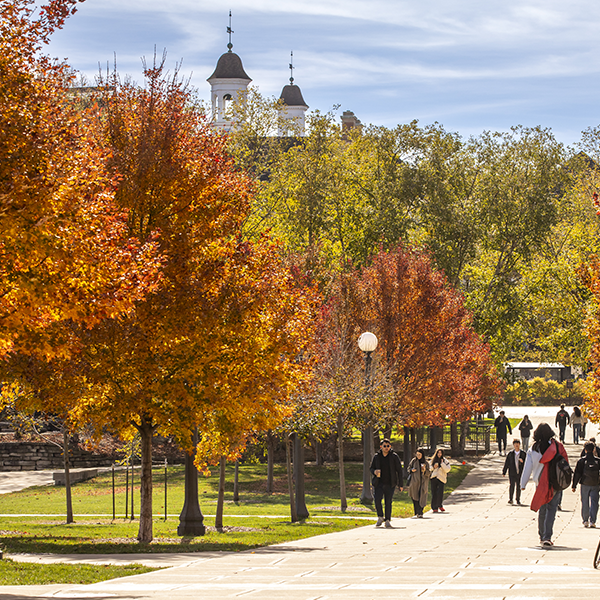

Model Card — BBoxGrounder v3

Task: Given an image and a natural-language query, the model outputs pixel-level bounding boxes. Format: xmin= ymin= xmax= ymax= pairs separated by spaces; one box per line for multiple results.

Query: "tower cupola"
xmin=278 ymin=51 xmax=308 ymax=136
xmin=207 ymin=12 xmax=251 ymax=130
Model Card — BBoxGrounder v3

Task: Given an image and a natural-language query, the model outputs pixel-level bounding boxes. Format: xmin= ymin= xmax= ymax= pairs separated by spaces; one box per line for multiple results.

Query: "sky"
xmin=46 ymin=0 xmax=600 ymax=147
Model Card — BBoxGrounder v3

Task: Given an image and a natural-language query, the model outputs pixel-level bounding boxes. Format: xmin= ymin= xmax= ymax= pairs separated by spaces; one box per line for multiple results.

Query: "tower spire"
xmin=227 ymin=10 xmax=233 ymax=51
xmin=289 ymin=50 xmax=294 ymax=85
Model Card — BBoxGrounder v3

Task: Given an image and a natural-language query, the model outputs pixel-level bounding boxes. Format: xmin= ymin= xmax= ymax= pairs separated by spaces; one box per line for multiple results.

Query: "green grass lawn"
xmin=0 ymin=461 xmax=472 ymax=555
xmin=0 ymin=559 xmax=157 ymax=585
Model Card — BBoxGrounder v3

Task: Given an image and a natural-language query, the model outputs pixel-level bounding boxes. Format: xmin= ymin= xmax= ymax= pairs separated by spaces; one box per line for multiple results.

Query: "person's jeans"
xmin=497 ymin=436 xmax=507 ymax=453
xmin=580 ymin=484 xmax=600 ymax=524
xmin=538 ymin=490 xmax=562 ymax=541
xmin=522 ymin=436 xmax=530 ymax=452
xmin=574 ymin=423 xmax=581 ymax=444
xmin=374 ymin=484 xmax=394 ymax=521
xmin=558 ymin=425 xmax=566 ymax=442
xmin=509 ymin=475 xmax=521 ymax=502
xmin=431 ymin=477 xmax=445 ymax=510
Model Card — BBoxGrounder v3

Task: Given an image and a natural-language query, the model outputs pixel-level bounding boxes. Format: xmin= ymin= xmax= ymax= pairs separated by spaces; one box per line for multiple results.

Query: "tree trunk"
xmin=136 ymin=416 xmax=155 ymax=543
xmin=266 ymin=432 xmax=274 ymax=494
xmin=314 ymin=438 xmax=323 ymax=466
xmin=293 ymin=433 xmax=309 ymax=520
xmin=125 ymin=458 xmax=129 ymax=519
xmin=233 ymin=459 xmax=239 ymax=502
xmin=450 ymin=422 xmax=459 ymax=457
xmin=403 ymin=426 xmax=411 ymax=475
xmin=286 ymin=435 xmax=298 ymax=522
xmin=337 ymin=415 xmax=347 ymax=513
xmin=459 ymin=420 xmax=470 ymax=455
xmin=215 ymin=455 xmax=226 ymax=530
xmin=62 ymin=429 xmax=73 ymax=524
xmin=360 ymin=426 xmax=374 ymax=504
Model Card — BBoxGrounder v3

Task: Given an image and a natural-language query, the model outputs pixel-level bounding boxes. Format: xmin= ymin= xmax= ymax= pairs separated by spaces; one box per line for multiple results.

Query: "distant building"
xmin=504 ymin=362 xmax=573 ymax=382
xmin=207 ymin=18 xmax=351 ymax=136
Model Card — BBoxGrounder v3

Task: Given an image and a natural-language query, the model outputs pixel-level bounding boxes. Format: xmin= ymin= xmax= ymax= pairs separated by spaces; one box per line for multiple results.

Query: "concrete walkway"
xmin=2 ymin=407 xmax=599 ymax=599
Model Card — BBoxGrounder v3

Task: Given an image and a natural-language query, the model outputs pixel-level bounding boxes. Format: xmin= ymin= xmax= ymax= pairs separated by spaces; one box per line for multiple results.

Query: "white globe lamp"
xmin=358 ymin=331 xmax=378 ymax=353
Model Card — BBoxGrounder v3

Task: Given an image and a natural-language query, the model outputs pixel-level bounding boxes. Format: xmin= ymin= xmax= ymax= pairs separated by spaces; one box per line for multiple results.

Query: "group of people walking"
xmin=370 ymin=439 xmax=451 ymax=527
xmin=499 ymin=408 xmax=599 ymax=547
xmin=370 ymin=406 xmax=598 ymax=548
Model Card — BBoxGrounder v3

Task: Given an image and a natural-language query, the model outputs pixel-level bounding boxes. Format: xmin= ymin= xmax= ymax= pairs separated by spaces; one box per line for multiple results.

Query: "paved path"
xmin=3 ymin=407 xmax=599 ymax=599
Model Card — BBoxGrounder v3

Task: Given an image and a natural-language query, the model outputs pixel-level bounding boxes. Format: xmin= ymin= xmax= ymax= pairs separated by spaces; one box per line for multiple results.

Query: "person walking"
xmin=370 ymin=438 xmax=404 ymax=528
xmin=518 ymin=416 xmax=533 ymax=452
xmin=555 ymin=404 xmax=570 ymax=443
xmin=580 ymin=438 xmax=600 ymax=458
xmin=430 ymin=448 xmax=451 ymax=513
xmin=408 ymin=448 xmax=431 ymax=518
xmin=494 ymin=411 xmax=512 ymax=455
xmin=571 ymin=406 xmax=583 ymax=444
xmin=572 ymin=441 xmax=600 ymax=528
xmin=521 ymin=423 xmax=569 ymax=547
xmin=503 ymin=439 xmax=526 ymax=505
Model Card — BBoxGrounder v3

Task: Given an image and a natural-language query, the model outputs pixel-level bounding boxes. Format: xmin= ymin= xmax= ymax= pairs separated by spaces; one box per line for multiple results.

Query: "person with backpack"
xmin=518 ymin=416 xmax=533 ymax=452
xmin=494 ymin=411 xmax=512 ymax=456
xmin=521 ymin=422 xmax=570 ymax=547
xmin=572 ymin=441 xmax=600 ymax=528
xmin=555 ymin=405 xmax=570 ymax=443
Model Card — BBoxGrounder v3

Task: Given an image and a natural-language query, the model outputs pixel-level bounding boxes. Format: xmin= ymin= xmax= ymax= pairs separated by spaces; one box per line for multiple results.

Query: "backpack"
xmin=583 ymin=456 xmax=600 ymax=486
xmin=548 ymin=441 xmax=573 ymax=491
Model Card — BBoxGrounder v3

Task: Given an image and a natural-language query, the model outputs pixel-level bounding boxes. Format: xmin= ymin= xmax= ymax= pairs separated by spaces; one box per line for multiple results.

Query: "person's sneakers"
xmin=384 ymin=520 xmax=392 ymax=528
xmin=376 ymin=517 xmax=384 ymax=527
xmin=433 ymin=509 xmax=439 ymax=513
xmin=516 ymin=501 xmax=522 ymax=505
xmin=584 ymin=521 xmax=590 ymax=528
xmin=591 ymin=523 xmax=597 ymax=528
xmin=541 ymin=539 xmax=553 ymax=547
xmin=439 ymin=506 xmax=445 ymax=512
xmin=508 ymin=499 xmax=514 ymax=505
xmin=417 ymin=514 xmax=424 ymax=518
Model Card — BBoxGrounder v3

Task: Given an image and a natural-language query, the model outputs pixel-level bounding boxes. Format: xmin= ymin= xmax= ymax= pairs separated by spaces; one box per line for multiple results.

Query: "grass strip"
xmin=0 ymin=558 xmax=157 ymax=585
xmin=0 ymin=462 xmax=472 ymax=554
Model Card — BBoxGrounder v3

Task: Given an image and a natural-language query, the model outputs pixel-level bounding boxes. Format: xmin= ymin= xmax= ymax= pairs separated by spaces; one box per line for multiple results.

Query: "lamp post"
xmin=358 ymin=331 xmax=378 ymax=504
xmin=177 ymin=428 xmax=206 ymax=536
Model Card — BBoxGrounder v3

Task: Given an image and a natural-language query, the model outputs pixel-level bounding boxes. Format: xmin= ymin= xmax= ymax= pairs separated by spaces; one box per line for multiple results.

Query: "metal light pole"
xmin=358 ymin=331 xmax=378 ymax=504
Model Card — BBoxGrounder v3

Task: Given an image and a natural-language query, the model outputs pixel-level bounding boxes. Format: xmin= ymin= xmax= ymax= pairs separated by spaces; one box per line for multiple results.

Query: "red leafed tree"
xmin=348 ymin=246 xmax=502 ymax=432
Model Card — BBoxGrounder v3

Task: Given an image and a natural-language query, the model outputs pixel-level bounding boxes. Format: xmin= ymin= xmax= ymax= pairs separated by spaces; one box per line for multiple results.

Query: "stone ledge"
xmin=53 ymin=469 xmax=98 ymax=486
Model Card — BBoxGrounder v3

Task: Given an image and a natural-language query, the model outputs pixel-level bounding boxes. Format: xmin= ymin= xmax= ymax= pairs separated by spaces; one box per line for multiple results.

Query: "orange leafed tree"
xmin=579 ymin=254 xmax=600 ymax=420
xmin=66 ymin=60 xmax=317 ymax=543
xmin=0 ymin=0 xmax=162 ymax=359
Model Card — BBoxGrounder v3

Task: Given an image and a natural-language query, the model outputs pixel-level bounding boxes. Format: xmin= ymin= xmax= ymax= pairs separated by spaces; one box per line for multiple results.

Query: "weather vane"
xmin=289 ymin=51 xmax=294 ymax=84
xmin=227 ymin=10 xmax=233 ymax=51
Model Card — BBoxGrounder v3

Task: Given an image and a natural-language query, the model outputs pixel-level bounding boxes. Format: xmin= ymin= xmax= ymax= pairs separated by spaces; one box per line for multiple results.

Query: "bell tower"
xmin=207 ymin=12 xmax=252 ymax=131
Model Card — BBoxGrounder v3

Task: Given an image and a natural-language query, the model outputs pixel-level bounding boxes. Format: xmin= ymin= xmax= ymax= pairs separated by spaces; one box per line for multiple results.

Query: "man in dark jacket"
xmin=555 ymin=405 xmax=570 ymax=443
xmin=494 ymin=411 xmax=512 ymax=456
xmin=503 ymin=439 xmax=526 ymax=504
xmin=572 ymin=441 xmax=600 ymax=527
xmin=370 ymin=438 xmax=404 ymax=528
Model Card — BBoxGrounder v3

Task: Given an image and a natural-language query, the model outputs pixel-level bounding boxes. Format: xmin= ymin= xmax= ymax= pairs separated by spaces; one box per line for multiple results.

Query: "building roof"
xmin=280 ymin=84 xmax=308 ymax=108
xmin=505 ymin=362 xmax=566 ymax=369
xmin=207 ymin=51 xmax=251 ymax=81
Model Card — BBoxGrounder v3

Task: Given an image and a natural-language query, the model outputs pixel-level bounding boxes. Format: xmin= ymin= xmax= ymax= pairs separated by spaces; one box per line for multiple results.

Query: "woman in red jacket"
xmin=521 ymin=423 xmax=569 ymax=547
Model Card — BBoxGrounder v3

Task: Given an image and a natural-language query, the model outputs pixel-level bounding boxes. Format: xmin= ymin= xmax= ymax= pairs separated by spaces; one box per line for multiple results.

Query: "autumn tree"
xmin=0 ymin=0 xmax=161 ymax=359
xmin=347 ymin=247 xmax=502 ymax=453
xmin=57 ymin=59 xmax=318 ymax=543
